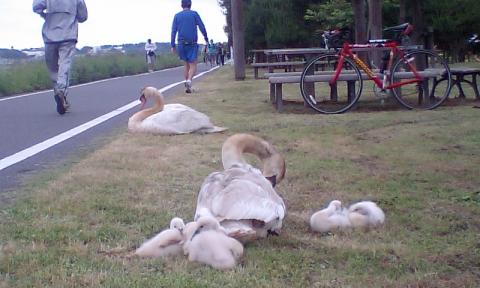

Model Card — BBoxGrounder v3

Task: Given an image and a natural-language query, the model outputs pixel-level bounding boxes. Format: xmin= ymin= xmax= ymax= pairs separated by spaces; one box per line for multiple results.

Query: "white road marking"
xmin=0 ymin=65 xmax=219 ymax=171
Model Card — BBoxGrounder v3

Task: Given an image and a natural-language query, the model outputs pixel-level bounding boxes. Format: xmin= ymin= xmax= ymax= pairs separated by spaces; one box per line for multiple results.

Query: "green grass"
xmin=1 ymin=66 xmax=479 ymax=287
xmin=0 ymin=61 xmax=50 ymax=97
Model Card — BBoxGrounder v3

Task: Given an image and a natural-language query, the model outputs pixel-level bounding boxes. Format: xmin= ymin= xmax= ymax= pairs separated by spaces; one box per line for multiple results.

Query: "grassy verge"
xmin=0 ymin=53 xmax=182 ymax=97
xmin=1 ymin=66 xmax=479 ymax=287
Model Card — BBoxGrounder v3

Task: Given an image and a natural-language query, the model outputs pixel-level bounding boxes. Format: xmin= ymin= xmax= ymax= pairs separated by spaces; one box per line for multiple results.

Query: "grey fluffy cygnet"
xmin=310 ymin=200 xmax=351 ymax=233
xmin=347 ymin=201 xmax=385 ymax=229
xmin=184 ymin=216 xmax=244 ymax=270
xmin=135 ymin=217 xmax=185 ymax=257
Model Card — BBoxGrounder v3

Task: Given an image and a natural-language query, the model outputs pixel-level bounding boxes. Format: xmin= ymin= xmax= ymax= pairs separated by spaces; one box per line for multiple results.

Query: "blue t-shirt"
xmin=171 ymin=9 xmax=208 ymax=47
xmin=207 ymin=43 xmax=216 ymax=54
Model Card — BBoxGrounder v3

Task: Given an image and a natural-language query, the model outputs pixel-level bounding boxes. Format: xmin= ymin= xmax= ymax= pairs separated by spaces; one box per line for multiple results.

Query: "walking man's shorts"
xmin=177 ymin=43 xmax=198 ymax=63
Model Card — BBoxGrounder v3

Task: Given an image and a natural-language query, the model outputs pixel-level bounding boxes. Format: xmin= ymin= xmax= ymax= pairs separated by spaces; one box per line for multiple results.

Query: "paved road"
xmin=0 ymin=63 xmax=213 ymax=200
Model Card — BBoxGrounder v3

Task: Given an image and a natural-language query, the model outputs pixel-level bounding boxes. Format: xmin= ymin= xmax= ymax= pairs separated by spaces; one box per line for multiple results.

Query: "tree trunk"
xmin=231 ymin=0 xmax=245 ymax=80
xmin=368 ymin=0 xmax=383 ymax=66
xmin=399 ymin=0 xmax=407 ymax=23
xmin=411 ymin=1 xmax=425 ymax=48
xmin=352 ymin=0 xmax=367 ymax=44
xmin=352 ymin=0 xmax=368 ymax=61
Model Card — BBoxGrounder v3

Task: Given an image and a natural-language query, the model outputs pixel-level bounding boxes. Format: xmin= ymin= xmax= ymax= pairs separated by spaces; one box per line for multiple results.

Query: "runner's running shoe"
xmin=185 ymin=80 xmax=192 ymax=93
xmin=54 ymin=91 xmax=66 ymax=115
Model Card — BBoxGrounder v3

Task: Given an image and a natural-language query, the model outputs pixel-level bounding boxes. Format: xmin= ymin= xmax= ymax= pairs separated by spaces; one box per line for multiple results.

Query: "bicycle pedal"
xmin=308 ymin=95 xmax=317 ymax=105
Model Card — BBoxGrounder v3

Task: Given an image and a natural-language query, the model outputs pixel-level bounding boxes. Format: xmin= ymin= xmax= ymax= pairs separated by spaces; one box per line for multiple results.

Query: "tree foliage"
xmin=304 ymin=0 xmax=354 ymax=31
xmin=243 ymin=0 xmax=315 ymax=49
xmin=218 ymin=0 xmax=320 ymax=50
xmin=221 ymin=0 xmax=480 ymax=60
xmin=424 ymin=0 xmax=480 ymax=60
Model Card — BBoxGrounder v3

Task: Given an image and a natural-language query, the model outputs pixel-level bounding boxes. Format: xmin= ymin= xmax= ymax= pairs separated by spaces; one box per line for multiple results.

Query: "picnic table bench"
xmin=269 ymin=70 xmax=444 ymax=112
xmin=251 ymin=61 xmax=306 ymax=79
xmin=448 ymin=67 xmax=480 ymax=99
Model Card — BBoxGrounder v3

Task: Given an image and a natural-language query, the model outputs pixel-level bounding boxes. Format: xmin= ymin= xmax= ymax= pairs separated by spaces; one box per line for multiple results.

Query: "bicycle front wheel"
xmin=390 ymin=49 xmax=451 ymax=110
xmin=300 ymin=54 xmax=363 ymax=114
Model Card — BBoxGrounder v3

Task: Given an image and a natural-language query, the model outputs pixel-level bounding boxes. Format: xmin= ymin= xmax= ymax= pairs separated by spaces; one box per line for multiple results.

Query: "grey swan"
xmin=194 ymin=134 xmax=286 ymax=243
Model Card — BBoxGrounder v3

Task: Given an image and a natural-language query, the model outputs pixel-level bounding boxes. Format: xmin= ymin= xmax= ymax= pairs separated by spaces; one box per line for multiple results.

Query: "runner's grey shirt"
xmin=33 ymin=0 xmax=88 ymax=44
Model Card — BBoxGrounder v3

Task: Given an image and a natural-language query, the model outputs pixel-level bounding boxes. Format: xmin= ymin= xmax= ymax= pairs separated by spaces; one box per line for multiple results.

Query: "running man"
xmin=171 ymin=0 xmax=208 ymax=93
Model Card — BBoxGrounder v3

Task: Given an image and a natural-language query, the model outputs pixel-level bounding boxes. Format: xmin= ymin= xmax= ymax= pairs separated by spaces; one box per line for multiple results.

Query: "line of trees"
xmin=218 ymin=0 xmax=480 ymax=62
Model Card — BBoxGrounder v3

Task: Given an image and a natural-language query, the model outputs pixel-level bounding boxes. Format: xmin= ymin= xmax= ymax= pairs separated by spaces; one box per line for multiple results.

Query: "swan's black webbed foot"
xmin=267 ymin=230 xmax=280 ymax=236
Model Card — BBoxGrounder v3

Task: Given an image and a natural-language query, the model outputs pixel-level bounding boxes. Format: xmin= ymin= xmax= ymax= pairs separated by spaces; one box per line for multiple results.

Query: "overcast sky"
xmin=0 ymin=0 xmax=228 ymax=50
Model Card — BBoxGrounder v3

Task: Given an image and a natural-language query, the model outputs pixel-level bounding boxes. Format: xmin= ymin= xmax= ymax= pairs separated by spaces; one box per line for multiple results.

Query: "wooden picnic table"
xmin=255 ymin=46 xmax=407 ymax=78
xmin=249 ymin=49 xmax=269 ymax=63
xmin=263 ymin=45 xmax=423 ymax=61
xmin=262 ymin=45 xmax=432 ymax=112
xmin=264 ymin=47 xmax=329 ymax=57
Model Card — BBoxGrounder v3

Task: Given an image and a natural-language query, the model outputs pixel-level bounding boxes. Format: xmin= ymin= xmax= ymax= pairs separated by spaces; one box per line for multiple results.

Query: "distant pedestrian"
xmin=33 ymin=0 xmax=88 ymax=115
xmin=203 ymin=45 xmax=208 ymax=63
xmin=145 ymin=39 xmax=157 ymax=72
xmin=171 ymin=0 xmax=208 ymax=93
xmin=217 ymin=43 xmax=225 ymax=66
xmin=207 ymin=40 xmax=216 ymax=67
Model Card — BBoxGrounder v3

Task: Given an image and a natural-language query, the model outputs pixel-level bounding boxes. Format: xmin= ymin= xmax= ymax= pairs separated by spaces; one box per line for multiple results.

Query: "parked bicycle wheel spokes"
xmin=300 ymin=54 xmax=363 ymax=114
xmin=391 ymin=50 xmax=451 ymax=110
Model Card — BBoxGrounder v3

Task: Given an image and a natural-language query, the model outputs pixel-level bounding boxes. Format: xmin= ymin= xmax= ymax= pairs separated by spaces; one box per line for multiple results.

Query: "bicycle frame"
xmin=331 ymin=42 xmax=423 ymax=90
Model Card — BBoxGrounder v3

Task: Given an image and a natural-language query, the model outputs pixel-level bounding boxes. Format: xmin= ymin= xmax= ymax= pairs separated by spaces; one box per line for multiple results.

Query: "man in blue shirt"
xmin=171 ymin=0 xmax=208 ymax=93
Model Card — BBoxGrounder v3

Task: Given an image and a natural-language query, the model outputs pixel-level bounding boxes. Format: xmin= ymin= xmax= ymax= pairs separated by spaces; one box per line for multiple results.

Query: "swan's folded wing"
xmin=143 ymin=104 xmax=217 ymax=134
xmin=210 ymin=179 xmax=285 ymax=223
xmin=195 ymin=172 xmax=227 ymax=218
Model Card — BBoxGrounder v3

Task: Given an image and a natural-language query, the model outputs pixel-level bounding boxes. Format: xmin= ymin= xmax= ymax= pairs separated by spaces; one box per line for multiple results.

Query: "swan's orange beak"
xmin=139 ymin=94 xmax=147 ymax=110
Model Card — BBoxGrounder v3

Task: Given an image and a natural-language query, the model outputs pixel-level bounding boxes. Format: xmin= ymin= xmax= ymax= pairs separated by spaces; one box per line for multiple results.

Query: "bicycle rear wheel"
xmin=390 ymin=49 xmax=451 ymax=110
xmin=300 ymin=54 xmax=363 ymax=114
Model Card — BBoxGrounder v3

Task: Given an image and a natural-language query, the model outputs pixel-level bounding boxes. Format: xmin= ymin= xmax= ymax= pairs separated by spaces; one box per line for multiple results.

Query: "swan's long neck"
xmin=222 ymin=134 xmax=270 ymax=168
xmin=128 ymin=88 xmax=165 ymax=130
xmin=221 ymin=134 xmax=285 ymax=182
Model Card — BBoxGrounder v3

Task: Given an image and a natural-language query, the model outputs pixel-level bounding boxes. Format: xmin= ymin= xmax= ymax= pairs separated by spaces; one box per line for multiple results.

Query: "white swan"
xmin=347 ymin=201 xmax=385 ymax=229
xmin=194 ymin=134 xmax=286 ymax=243
xmin=310 ymin=200 xmax=351 ymax=233
xmin=128 ymin=86 xmax=227 ymax=134
xmin=135 ymin=217 xmax=185 ymax=257
xmin=184 ymin=216 xmax=244 ymax=270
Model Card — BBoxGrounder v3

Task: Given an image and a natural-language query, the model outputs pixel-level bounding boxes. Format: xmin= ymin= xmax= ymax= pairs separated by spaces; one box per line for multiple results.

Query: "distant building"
xmin=22 ymin=48 xmax=45 ymax=58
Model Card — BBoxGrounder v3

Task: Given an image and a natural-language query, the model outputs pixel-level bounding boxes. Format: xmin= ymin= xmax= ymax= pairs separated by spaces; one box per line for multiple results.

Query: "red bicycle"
xmin=300 ymin=23 xmax=452 ymax=114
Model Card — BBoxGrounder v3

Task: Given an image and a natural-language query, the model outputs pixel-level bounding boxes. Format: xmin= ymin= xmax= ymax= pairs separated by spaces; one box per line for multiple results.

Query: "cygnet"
xmin=347 ymin=201 xmax=385 ymax=229
xmin=135 ymin=217 xmax=185 ymax=257
xmin=310 ymin=200 xmax=351 ymax=233
xmin=184 ymin=216 xmax=244 ymax=270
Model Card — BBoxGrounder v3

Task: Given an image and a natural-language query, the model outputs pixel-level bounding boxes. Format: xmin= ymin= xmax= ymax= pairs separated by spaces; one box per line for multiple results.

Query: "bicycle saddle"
xmin=384 ymin=23 xmax=413 ymax=35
